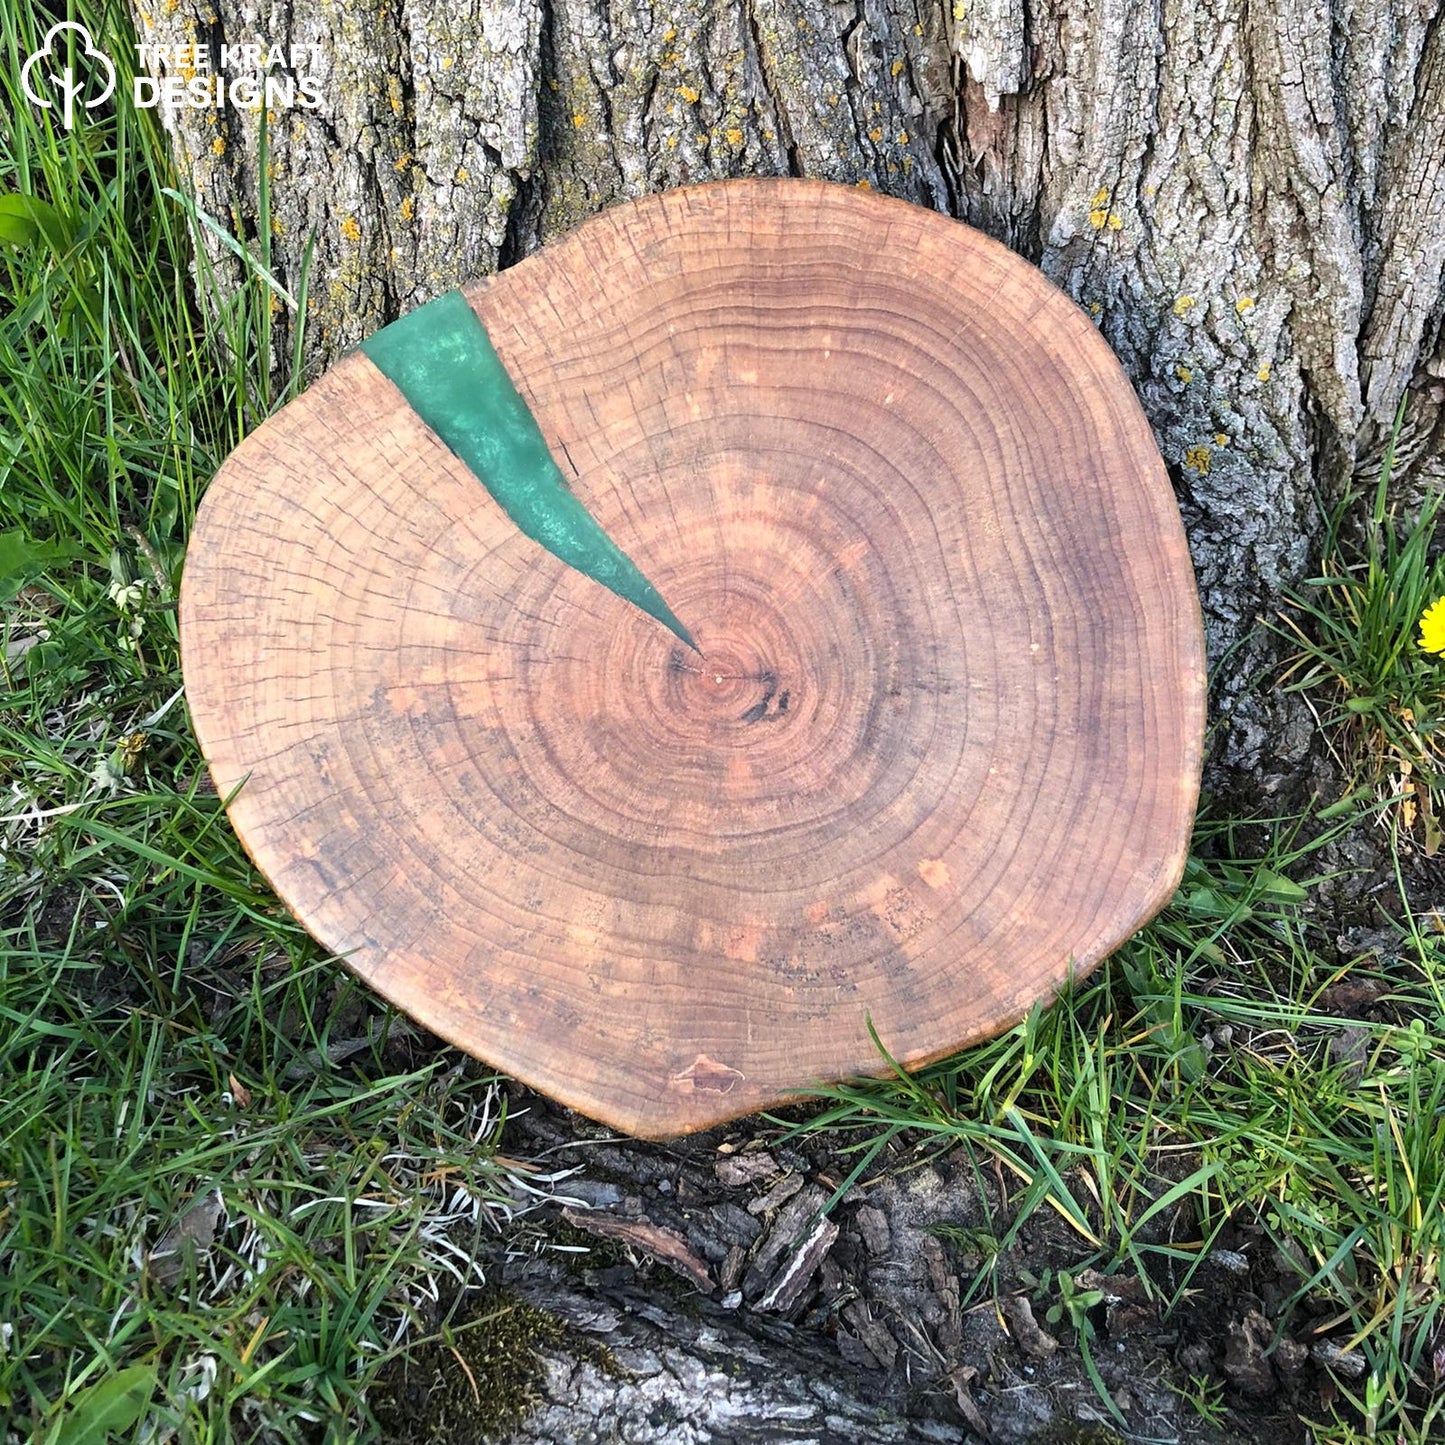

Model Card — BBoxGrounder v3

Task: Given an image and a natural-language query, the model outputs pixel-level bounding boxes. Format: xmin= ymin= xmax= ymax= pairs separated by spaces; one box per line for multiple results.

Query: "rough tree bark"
xmin=133 ymin=0 xmax=1443 ymax=1437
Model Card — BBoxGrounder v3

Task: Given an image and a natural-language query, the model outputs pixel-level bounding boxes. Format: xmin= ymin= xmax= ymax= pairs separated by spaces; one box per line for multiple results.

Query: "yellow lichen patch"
xmin=1089 ymin=302 xmax=1102 ymax=316
xmin=897 ymin=130 xmax=909 ymax=143
xmin=1184 ymin=446 xmax=1212 ymax=474
xmin=1257 ymin=363 xmax=1272 ymax=382
xmin=665 ymin=134 xmax=679 ymax=149
xmin=1175 ymin=365 xmax=1193 ymax=383
xmin=856 ymin=178 xmax=873 ymax=189
xmin=394 ymin=151 xmax=411 ymax=172
xmin=1088 ymin=188 xmax=1118 ymax=229
xmin=572 ymin=112 xmax=587 ymax=127
xmin=677 ymin=84 xmax=700 ymax=104
xmin=1235 ymin=295 xmax=1255 ymax=313
xmin=454 ymin=166 xmax=469 ymax=183
xmin=663 ymin=26 xmax=676 ymax=41
xmin=440 ymin=55 xmax=454 ymax=69
xmin=271 ymin=216 xmax=285 ymax=237
xmin=891 ymin=58 xmax=905 ymax=76
xmin=339 ymin=215 xmax=361 ymax=242
xmin=210 ymin=135 xmax=225 ymax=156
xmin=1215 ymin=432 xmax=1229 ymax=446
xmin=399 ymin=196 xmax=415 ymax=222
xmin=869 ymin=126 xmax=884 ymax=142
xmin=725 ymin=127 xmax=744 ymax=146
xmin=1173 ymin=295 xmax=1196 ymax=317
xmin=953 ymin=1 xmax=966 ymax=18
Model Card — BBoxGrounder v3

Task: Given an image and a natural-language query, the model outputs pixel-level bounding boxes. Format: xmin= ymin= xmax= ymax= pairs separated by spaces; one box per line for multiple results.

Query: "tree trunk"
xmin=134 ymin=0 xmax=1445 ymax=780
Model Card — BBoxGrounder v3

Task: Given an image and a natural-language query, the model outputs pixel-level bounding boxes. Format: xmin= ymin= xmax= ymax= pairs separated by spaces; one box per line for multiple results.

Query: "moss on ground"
xmin=1026 ymin=1425 xmax=1128 ymax=1445
xmin=368 ymin=1285 xmax=622 ymax=1442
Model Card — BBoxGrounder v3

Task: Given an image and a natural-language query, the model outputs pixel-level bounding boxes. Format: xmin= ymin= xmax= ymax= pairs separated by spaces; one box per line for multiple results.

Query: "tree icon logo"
xmin=21 ymin=21 xmax=117 ymax=131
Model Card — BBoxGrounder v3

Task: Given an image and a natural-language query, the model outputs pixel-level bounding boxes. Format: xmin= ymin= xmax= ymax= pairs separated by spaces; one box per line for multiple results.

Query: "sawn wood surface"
xmin=180 ymin=178 xmax=1206 ymax=1138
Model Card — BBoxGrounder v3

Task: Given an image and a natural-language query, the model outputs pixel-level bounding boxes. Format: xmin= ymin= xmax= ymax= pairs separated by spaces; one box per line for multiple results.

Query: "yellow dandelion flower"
xmin=1419 ymin=596 xmax=1445 ymax=656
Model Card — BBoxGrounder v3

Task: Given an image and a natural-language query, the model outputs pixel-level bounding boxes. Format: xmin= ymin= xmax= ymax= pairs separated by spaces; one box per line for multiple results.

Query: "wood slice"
xmin=180 ymin=178 xmax=1205 ymax=1139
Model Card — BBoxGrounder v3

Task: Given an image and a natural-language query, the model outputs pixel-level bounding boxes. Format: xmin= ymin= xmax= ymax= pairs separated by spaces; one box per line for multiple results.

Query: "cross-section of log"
xmin=181 ymin=178 xmax=1206 ymax=1139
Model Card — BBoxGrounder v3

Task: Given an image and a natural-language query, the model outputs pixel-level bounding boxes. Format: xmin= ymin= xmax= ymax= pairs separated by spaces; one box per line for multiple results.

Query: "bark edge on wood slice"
xmin=180 ymin=178 xmax=1206 ymax=1139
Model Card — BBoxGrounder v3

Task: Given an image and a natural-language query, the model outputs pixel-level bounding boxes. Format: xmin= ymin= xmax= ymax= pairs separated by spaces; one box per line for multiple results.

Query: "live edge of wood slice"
xmin=180 ymin=178 xmax=1206 ymax=1140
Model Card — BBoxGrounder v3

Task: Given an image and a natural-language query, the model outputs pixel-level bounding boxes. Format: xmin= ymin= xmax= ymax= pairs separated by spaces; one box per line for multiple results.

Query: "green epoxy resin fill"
xmin=361 ymin=290 xmax=698 ymax=652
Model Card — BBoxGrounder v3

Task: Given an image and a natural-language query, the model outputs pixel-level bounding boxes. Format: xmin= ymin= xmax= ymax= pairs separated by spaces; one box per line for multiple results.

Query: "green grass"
xmin=1276 ymin=399 xmax=1445 ymax=852
xmin=1 ymin=5 xmax=533 ymax=1439
xmin=4 ymin=3 xmax=1445 ymax=1442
